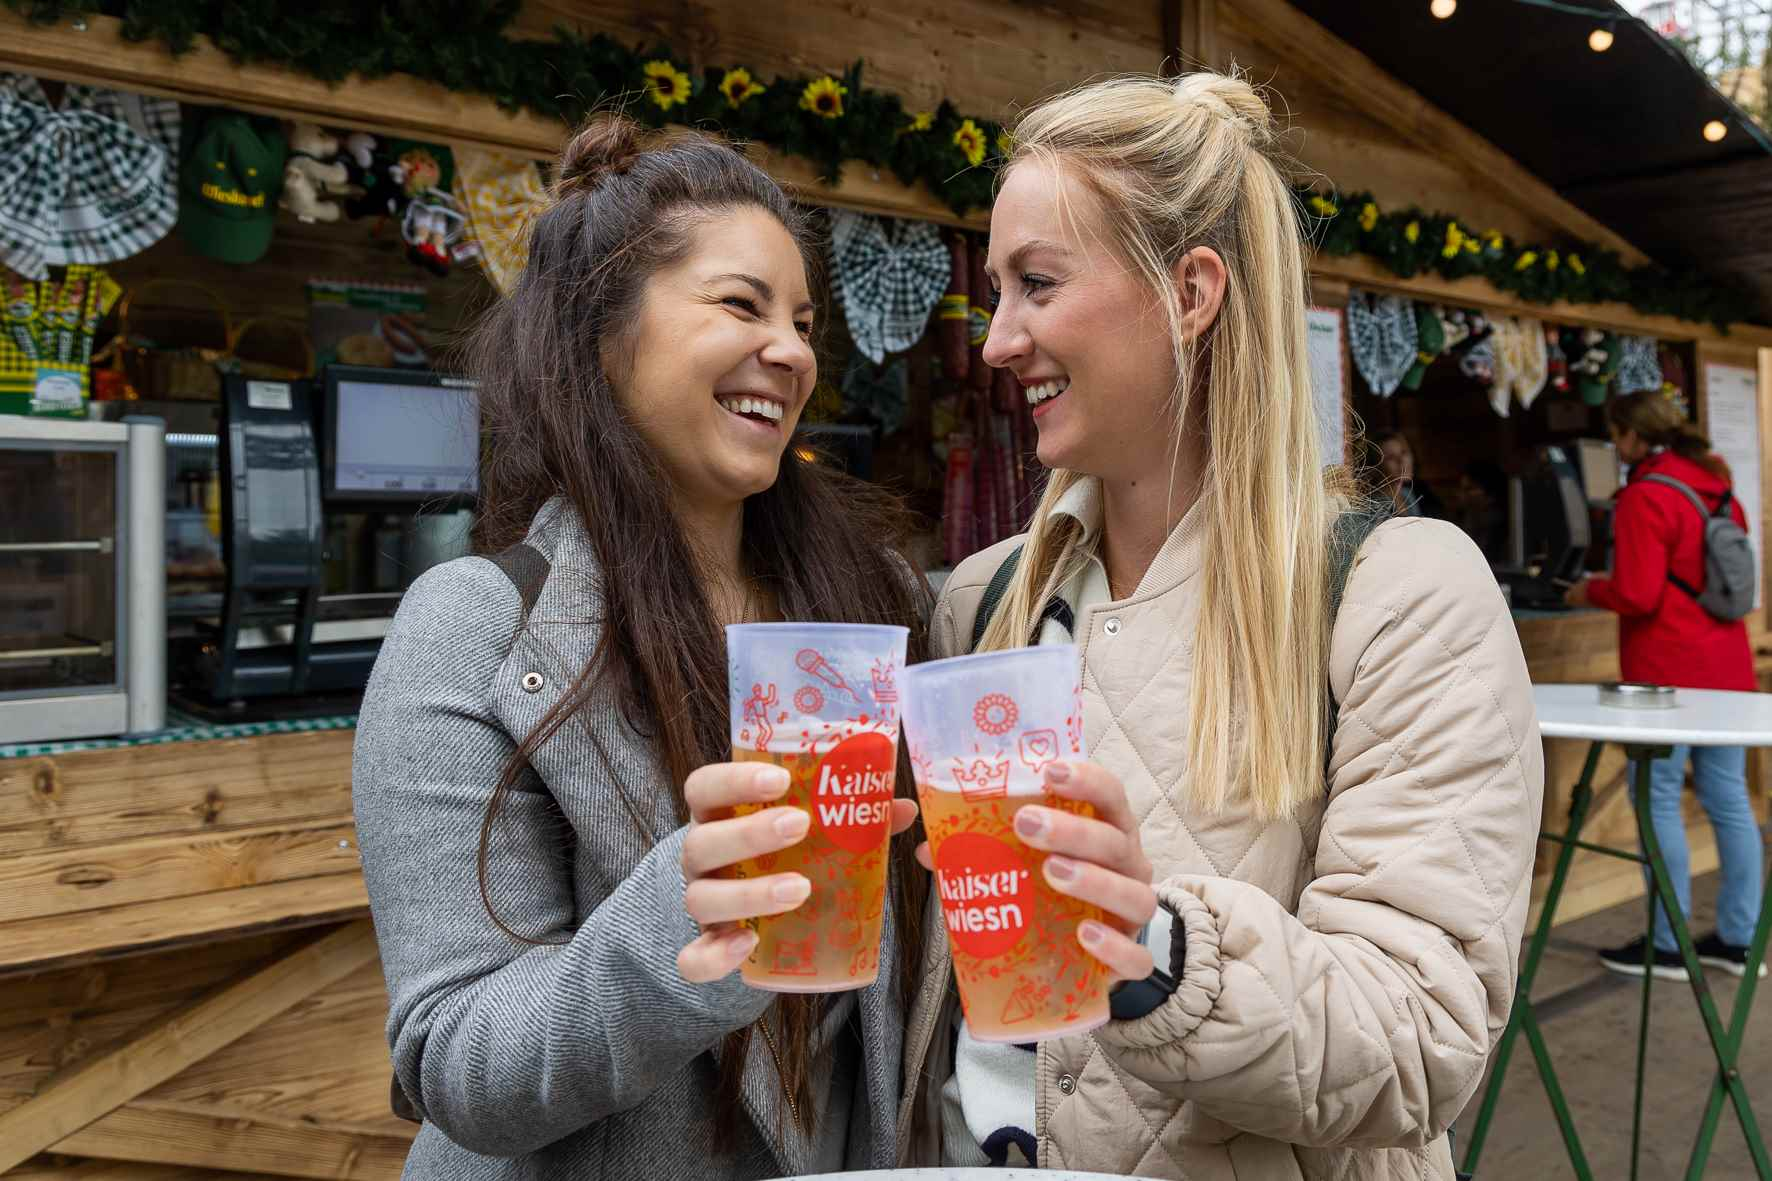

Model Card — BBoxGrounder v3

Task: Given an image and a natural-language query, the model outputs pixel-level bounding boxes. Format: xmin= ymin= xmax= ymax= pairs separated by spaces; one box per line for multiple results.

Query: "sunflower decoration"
xmin=719 ymin=67 xmax=766 ymax=109
xmin=996 ymin=128 xmax=1015 ymax=159
xmin=1359 ymin=202 xmax=1379 ymax=233
xmin=905 ymin=110 xmax=935 ymax=133
xmin=953 ymin=118 xmax=987 ymax=167
xmin=1308 ymin=194 xmax=1338 ymax=218
xmin=642 ymin=60 xmax=692 ymax=111
xmin=801 ymin=76 xmax=848 ymax=119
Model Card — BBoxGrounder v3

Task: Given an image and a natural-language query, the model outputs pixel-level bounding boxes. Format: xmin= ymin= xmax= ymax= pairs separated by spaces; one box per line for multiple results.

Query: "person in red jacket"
xmin=1567 ymin=390 xmax=1765 ymax=979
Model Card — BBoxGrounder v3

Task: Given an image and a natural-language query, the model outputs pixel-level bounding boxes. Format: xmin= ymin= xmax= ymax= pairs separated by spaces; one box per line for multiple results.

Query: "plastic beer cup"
xmin=900 ymin=644 xmax=1111 ymax=1041
xmin=724 ymin=622 xmax=909 ymax=992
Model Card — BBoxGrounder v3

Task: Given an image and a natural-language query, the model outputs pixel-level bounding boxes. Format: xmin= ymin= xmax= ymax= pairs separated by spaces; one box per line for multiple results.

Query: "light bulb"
xmin=1704 ymin=119 xmax=1729 ymax=142
xmin=1430 ymin=0 xmax=1457 ymax=18
xmin=1589 ymin=27 xmax=1614 ymax=51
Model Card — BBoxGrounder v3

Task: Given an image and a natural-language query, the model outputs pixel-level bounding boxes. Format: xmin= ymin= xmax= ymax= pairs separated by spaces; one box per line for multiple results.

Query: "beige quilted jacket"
xmin=898 ymin=504 xmax=1544 ymax=1180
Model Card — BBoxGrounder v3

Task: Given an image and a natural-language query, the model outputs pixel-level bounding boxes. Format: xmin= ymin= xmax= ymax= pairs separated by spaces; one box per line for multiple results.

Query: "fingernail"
xmin=774 ymin=809 xmax=810 ymax=839
xmin=772 ymin=876 xmax=811 ymax=905
xmin=1044 ymin=855 xmax=1079 ymax=885
xmin=1014 ymin=806 xmax=1050 ymax=841
xmin=755 ymin=766 xmax=791 ymax=794
xmin=1045 ymin=761 xmax=1073 ymax=784
xmin=1078 ymin=921 xmax=1105 ymax=948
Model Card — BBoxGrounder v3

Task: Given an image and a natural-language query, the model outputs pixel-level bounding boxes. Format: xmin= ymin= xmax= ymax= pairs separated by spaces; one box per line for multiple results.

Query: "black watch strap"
xmin=1108 ymin=899 xmax=1185 ymax=1021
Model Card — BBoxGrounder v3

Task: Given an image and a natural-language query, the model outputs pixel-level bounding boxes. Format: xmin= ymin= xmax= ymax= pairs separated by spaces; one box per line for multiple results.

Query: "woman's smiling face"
xmin=609 ymin=205 xmax=818 ymax=514
xmin=982 ymin=159 xmax=1180 ymax=478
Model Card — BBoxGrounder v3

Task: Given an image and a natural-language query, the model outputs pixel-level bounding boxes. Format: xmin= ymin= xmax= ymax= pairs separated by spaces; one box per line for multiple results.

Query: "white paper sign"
xmin=1705 ymin=362 xmax=1763 ymax=608
xmin=247 ymin=380 xmax=293 ymax=411
xmin=1307 ymin=307 xmax=1346 ymax=465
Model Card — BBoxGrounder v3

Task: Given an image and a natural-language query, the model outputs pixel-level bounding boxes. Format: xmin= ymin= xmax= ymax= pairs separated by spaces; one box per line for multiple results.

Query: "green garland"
xmin=3 ymin=0 xmax=1005 ymax=216
xmin=1298 ymin=189 xmax=1757 ymax=329
xmin=2 ymin=2 xmax=1753 ymax=325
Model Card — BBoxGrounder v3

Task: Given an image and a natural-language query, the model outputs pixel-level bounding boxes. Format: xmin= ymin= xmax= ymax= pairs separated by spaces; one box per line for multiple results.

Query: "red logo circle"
xmin=812 ymin=731 xmax=896 ymax=854
xmin=934 ymin=832 xmax=1033 ymax=959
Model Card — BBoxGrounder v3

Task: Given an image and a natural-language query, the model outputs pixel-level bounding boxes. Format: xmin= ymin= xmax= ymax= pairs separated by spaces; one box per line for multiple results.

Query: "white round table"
xmin=1464 ymin=683 xmax=1772 ymax=1180
xmin=1533 ymin=682 xmax=1772 ymax=747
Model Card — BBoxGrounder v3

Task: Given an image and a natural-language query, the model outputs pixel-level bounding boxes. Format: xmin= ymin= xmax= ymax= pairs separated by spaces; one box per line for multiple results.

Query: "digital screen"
xmin=332 ymin=379 xmax=478 ymax=497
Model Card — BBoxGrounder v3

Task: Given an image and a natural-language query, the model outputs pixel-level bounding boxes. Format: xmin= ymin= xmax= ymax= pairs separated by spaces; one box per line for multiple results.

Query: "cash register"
xmin=183 ymin=365 xmax=478 ymax=712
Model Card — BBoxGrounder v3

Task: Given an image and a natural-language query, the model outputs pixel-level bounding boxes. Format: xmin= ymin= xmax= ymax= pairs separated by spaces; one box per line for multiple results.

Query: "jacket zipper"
xmin=757 ymin=1012 xmax=805 ymax=1133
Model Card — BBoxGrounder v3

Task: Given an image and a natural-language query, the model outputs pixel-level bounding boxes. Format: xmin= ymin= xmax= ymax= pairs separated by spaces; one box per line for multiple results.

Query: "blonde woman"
xmin=896 ymin=73 xmax=1544 ymax=1179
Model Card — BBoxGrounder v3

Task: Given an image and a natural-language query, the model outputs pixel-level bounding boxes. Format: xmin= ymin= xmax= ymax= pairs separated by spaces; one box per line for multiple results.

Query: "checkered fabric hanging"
xmin=0 ymin=74 xmax=178 ymax=280
xmin=828 ymin=209 xmax=950 ymax=363
xmin=452 ymin=147 xmax=546 ymax=296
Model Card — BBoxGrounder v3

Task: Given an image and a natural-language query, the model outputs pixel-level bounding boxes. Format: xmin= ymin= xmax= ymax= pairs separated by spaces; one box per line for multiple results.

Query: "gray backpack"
xmin=1642 ymin=474 xmax=1756 ymax=621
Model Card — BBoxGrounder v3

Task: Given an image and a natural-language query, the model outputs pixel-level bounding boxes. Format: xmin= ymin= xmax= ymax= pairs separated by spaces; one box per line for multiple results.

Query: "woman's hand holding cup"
xmin=677 ymin=761 xmax=918 ymax=984
xmin=915 ymin=758 xmax=1158 ymax=984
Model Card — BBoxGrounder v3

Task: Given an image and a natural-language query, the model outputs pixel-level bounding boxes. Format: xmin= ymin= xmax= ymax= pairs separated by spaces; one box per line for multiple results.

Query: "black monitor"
xmin=322 ymin=365 xmax=480 ymax=503
xmin=1503 ymin=445 xmax=1591 ymax=608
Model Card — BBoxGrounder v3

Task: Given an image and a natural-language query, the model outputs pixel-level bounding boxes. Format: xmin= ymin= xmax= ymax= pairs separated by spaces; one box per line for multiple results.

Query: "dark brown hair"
xmin=466 ymin=115 xmax=929 ymax=1148
xmin=1607 ymin=389 xmax=1728 ymax=480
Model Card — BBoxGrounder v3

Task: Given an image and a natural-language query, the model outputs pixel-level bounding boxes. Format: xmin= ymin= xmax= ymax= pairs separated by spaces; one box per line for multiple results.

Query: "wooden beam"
xmin=0 ymin=730 xmax=355 ymax=858
xmin=0 ymin=922 xmax=378 ymax=1173
xmin=0 ymin=10 xmax=987 ymax=229
xmin=1163 ymin=0 xmax=1219 ymax=74
xmin=51 ymin=1102 xmax=409 ymax=1180
xmin=1229 ymin=0 xmax=1650 ymax=268
xmin=0 ymin=818 xmax=361 ymax=925
xmin=10 ymin=1155 xmax=299 ymax=1180
xmin=1310 ymin=251 xmax=1772 ymax=347
xmin=0 ymin=873 xmax=367 ymax=979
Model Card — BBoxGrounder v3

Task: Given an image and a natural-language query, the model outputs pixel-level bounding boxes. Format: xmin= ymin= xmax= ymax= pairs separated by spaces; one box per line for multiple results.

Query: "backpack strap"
xmin=1640 ymin=474 xmax=1720 ymax=602
xmin=485 ymin=541 xmax=549 ymax=615
xmin=970 ymin=545 xmax=1025 ymax=651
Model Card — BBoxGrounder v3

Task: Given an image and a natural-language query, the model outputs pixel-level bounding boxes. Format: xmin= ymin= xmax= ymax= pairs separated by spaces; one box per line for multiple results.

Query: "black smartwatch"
xmin=1108 ymin=899 xmax=1185 ymax=1021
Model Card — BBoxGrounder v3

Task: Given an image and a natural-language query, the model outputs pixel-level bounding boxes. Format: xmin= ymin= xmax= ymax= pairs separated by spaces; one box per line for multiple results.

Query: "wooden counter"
xmin=0 ymin=724 xmax=413 ymax=1180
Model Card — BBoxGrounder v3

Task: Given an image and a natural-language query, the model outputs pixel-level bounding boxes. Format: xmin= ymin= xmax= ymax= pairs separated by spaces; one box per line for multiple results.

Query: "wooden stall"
xmin=1 ymin=1 xmax=1768 ymax=1176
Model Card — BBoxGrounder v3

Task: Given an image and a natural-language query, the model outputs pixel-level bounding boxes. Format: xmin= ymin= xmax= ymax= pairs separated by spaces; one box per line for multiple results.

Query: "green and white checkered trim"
xmin=0 ymin=711 xmax=357 ymax=762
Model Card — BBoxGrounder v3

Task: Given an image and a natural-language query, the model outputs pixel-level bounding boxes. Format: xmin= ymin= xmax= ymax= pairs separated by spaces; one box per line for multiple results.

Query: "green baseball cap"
xmin=1400 ymin=302 xmax=1446 ymax=391
xmin=178 ymin=111 xmax=286 ymax=264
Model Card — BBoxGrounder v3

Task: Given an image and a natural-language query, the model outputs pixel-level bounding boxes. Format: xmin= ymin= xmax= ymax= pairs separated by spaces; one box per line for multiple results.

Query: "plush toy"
xmin=280 ymin=122 xmax=354 ymax=223
xmin=401 ymin=194 xmax=467 ymax=277
xmin=280 ymin=169 xmax=340 ymax=223
xmin=343 ymin=132 xmax=376 ymax=171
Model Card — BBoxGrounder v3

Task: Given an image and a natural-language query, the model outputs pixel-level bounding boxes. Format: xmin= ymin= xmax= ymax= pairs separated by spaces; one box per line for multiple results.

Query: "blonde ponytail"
xmin=979 ymin=70 xmax=1346 ymax=820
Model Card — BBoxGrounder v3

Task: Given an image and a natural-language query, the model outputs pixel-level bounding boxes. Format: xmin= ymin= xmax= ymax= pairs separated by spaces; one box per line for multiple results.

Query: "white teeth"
xmin=1024 ymin=379 xmax=1070 ymax=405
xmin=718 ymin=396 xmax=784 ymax=422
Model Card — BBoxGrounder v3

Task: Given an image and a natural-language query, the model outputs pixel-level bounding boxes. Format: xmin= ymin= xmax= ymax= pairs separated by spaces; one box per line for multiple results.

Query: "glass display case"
xmin=0 ymin=416 xmax=165 ymax=742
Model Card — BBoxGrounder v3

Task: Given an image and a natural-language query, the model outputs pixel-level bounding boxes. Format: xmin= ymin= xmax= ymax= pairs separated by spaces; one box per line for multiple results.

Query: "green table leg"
xmin=1684 ymin=863 xmax=1772 ymax=1179
xmin=1462 ymin=741 xmax=1604 ymax=1178
xmin=1628 ymin=748 xmax=1670 ymax=1181
xmin=1624 ymin=743 xmax=1772 ymax=1181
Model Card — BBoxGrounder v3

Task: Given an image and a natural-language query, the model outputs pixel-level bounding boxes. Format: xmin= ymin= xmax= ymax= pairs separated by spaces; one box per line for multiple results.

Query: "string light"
xmin=1588 ymin=26 xmax=1614 ymax=52
xmin=1704 ymin=119 xmax=1729 ymax=142
xmin=1430 ymin=0 xmax=1457 ymax=18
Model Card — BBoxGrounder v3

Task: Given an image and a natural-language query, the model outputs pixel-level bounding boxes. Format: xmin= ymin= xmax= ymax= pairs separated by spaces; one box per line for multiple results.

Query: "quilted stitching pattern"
xmin=925 ymin=516 xmax=1539 ymax=1181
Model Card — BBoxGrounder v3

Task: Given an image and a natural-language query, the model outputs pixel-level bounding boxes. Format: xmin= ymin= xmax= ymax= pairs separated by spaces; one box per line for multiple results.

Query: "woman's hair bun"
xmin=557 ymin=114 xmax=646 ymax=194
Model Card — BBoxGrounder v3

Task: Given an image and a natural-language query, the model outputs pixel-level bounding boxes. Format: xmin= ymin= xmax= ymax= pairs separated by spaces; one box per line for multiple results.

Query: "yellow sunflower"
xmin=1442 ymin=221 xmax=1464 ymax=258
xmin=954 ymin=119 xmax=986 ymax=167
xmin=906 ymin=110 xmax=935 ymax=133
xmin=1515 ymin=250 xmax=1539 ymax=271
xmin=719 ymin=68 xmax=766 ymax=109
xmin=1568 ymin=253 xmax=1586 ymax=276
xmin=1358 ymin=202 xmax=1379 ymax=232
xmin=1309 ymin=195 xmax=1338 ymax=217
xmin=643 ymin=60 xmax=691 ymax=111
xmin=801 ymin=76 xmax=848 ymax=119
xmin=1546 ymin=249 xmax=1560 ymax=271
xmin=1404 ymin=220 xmax=1420 ymax=244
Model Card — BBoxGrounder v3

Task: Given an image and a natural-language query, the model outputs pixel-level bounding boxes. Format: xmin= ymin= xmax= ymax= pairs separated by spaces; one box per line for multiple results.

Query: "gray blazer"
xmin=352 ymin=500 xmax=906 ymax=1179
